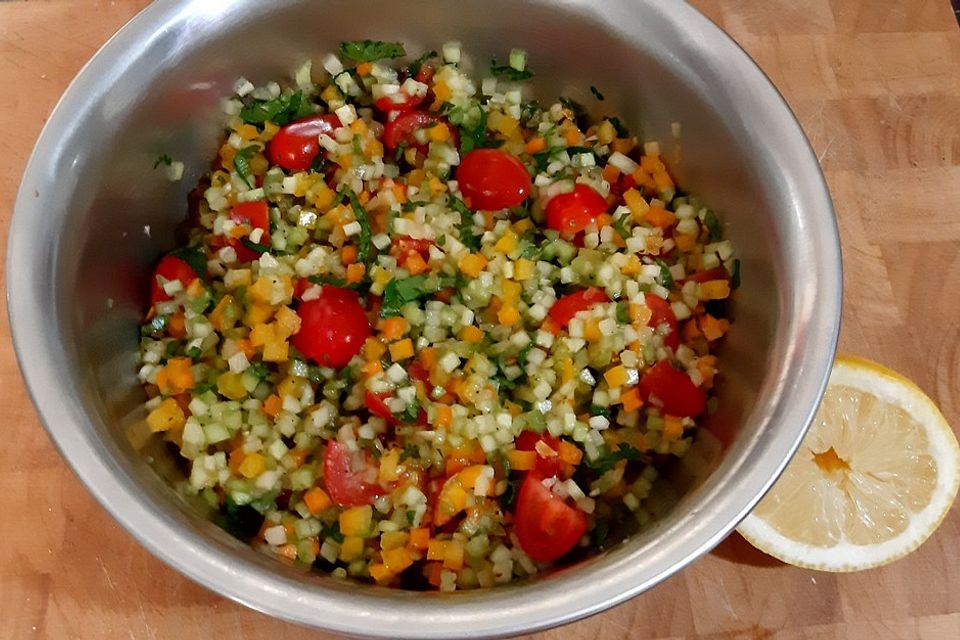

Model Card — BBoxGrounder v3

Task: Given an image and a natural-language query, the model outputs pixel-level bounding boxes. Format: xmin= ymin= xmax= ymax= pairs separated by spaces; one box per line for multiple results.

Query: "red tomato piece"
xmin=291 ymin=286 xmax=371 ymax=368
xmin=547 ymin=287 xmax=610 ymax=333
xmin=644 ymin=293 xmax=679 ymax=350
xmin=382 ymin=110 xmax=452 ymax=152
xmin=374 ymin=91 xmax=425 ymax=113
xmin=150 ymin=255 xmax=198 ymax=303
xmin=637 ymin=360 xmax=707 ymax=418
xmin=268 ymin=114 xmax=341 ymax=172
xmin=323 ymin=441 xmax=384 ymax=507
xmin=227 ymin=200 xmax=271 ymax=263
xmin=391 ymin=236 xmax=433 ymax=260
xmin=407 ymin=361 xmax=431 ymax=386
xmin=457 ymin=149 xmax=532 ymax=211
xmin=514 ymin=473 xmax=588 ymax=563
xmin=365 ymin=391 xmax=399 ymax=426
xmin=544 ymin=184 xmax=608 ymax=236
xmin=515 ymin=431 xmax=564 ymax=478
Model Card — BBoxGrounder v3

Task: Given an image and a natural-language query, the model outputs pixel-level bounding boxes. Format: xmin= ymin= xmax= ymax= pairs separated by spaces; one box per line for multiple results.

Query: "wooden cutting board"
xmin=1 ymin=1 xmax=958 ymax=638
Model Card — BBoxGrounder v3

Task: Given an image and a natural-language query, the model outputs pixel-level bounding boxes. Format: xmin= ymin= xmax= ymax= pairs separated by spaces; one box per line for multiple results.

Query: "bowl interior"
xmin=9 ymin=0 xmax=840 ymax=637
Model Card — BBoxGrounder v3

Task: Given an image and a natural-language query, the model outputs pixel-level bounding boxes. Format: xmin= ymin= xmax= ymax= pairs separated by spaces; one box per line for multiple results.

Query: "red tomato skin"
xmin=637 ymin=360 xmax=707 ymax=418
xmin=391 ymin=236 xmax=433 ymax=260
xmin=515 ymin=431 xmax=564 ymax=478
xmin=365 ymin=391 xmax=399 ymax=426
xmin=544 ymin=184 xmax=608 ymax=236
xmin=291 ymin=286 xmax=371 ymax=368
xmin=382 ymin=110 xmax=454 ymax=152
xmin=268 ymin=114 xmax=341 ymax=172
xmin=228 ymin=200 xmax=271 ymax=263
xmin=374 ymin=92 xmax=425 ymax=113
xmin=514 ymin=473 xmax=588 ymax=563
xmin=547 ymin=287 xmax=610 ymax=331
xmin=644 ymin=293 xmax=680 ymax=350
xmin=150 ymin=255 xmax=198 ymax=303
xmin=685 ymin=267 xmax=729 ymax=284
xmin=323 ymin=442 xmax=384 ymax=507
xmin=457 ymin=149 xmax=532 ymax=211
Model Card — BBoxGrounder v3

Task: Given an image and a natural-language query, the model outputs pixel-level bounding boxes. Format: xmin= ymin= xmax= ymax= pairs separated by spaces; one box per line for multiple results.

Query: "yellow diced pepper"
xmin=494 ymin=230 xmax=517 ymax=254
xmin=217 ymin=371 xmax=248 ymax=400
xmin=428 ymin=122 xmax=451 ymax=142
xmin=369 ymin=563 xmax=393 ymax=584
xmin=380 ymin=531 xmax=409 ymax=551
xmin=513 ymin=258 xmax=535 ymax=281
xmin=497 ymin=304 xmax=520 ymax=326
xmin=238 ymin=452 xmax=265 ymax=478
xmin=244 ymin=302 xmax=274 ymax=326
xmin=209 ymin=295 xmax=238 ymax=332
xmin=698 ymin=280 xmax=731 ymax=300
xmin=248 ymin=276 xmax=274 ymax=304
xmin=146 ymin=398 xmax=186 ymax=433
xmin=623 ymin=188 xmax=650 ymax=221
xmin=339 ymin=535 xmax=365 ymax=561
xmin=389 ymin=338 xmax=415 ymax=361
xmin=460 ymin=325 xmax=484 ymax=344
xmin=604 ymin=365 xmax=630 ymax=389
xmin=663 ymin=415 xmax=684 ymax=441
xmin=506 ymin=449 xmax=537 ymax=471
xmin=378 ymin=448 xmax=401 ymax=483
xmin=382 ymin=547 xmax=414 ymax=574
xmin=458 ymin=253 xmax=488 ymax=278
xmin=275 ymin=306 xmax=302 ymax=339
xmin=339 ymin=505 xmax=373 ymax=537
xmin=443 ymin=540 xmax=465 ymax=570
xmin=262 ymin=340 xmax=289 ymax=363
xmin=250 ymin=322 xmax=276 ymax=347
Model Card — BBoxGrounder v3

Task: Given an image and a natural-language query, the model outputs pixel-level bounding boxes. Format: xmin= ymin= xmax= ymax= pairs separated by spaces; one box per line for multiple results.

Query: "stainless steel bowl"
xmin=8 ymin=0 xmax=842 ymax=637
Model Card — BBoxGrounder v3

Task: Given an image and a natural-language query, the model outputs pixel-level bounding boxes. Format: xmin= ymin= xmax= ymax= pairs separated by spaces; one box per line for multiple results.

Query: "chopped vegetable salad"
xmin=138 ymin=40 xmax=738 ymax=590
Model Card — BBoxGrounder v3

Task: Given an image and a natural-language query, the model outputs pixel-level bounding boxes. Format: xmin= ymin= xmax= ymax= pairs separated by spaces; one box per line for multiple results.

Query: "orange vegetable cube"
xmin=435 ymin=405 xmax=453 ymax=429
xmin=382 ymin=547 xmax=414 ymax=574
xmin=506 ymin=449 xmax=537 ymax=471
xmin=644 ymin=206 xmax=676 ymax=229
xmin=604 ymin=365 xmax=630 ymax=389
xmin=558 ymin=441 xmax=583 ymax=466
xmin=238 ymin=452 xmax=265 ymax=479
xmin=460 ymin=325 xmax=484 ymax=344
xmin=339 ymin=536 xmax=365 ymax=561
xmin=621 ymin=387 xmax=644 ymax=412
xmin=389 ymin=338 xmax=415 ymax=361
xmin=458 ymin=253 xmax=488 ymax=278
xmin=497 ymin=305 xmax=520 ymax=326
xmin=303 ymin=487 xmax=332 ymax=515
xmin=698 ymin=280 xmax=731 ymax=301
xmin=262 ymin=394 xmax=283 ymax=418
xmin=369 ymin=563 xmax=393 ymax=584
xmin=408 ymin=528 xmax=430 ymax=551
xmin=146 ymin=398 xmax=186 ymax=433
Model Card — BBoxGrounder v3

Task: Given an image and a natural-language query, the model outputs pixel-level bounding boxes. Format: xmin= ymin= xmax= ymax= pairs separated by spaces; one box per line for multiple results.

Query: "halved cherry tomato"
xmin=546 ymin=287 xmax=610 ymax=333
xmin=644 ymin=293 xmax=679 ymax=350
xmin=150 ymin=255 xmax=199 ymax=303
xmin=374 ymin=91 xmax=425 ymax=113
xmin=228 ymin=201 xmax=271 ymax=263
xmin=323 ymin=441 xmax=384 ymax=507
xmin=382 ymin=110 xmax=452 ymax=152
xmin=637 ymin=360 xmax=707 ymax=418
xmin=515 ymin=431 xmax=564 ymax=478
xmin=514 ymin=473 xmax=588 ymax=563
xmin=268 ymin=114 xmax=341 ymax=172
xmin=544 ymin=184 xmax=608 ymax=236
xmin=291 ymin=286 xmax=371 ymax=368
xmin=457 ymin=149 xmax=531 ymax=211
xmin=407 ymin=361 xmax=431 ymax=386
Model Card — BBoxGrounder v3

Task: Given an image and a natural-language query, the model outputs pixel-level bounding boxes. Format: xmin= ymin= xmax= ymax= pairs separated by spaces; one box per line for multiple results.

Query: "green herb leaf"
xmin=589 ymin=404 xmax=610 ymax=418
xmin=590 ymin=85 xmax=605 ymax=101
xmin=730 ymin=258 xmax=741 ymax=290
xmin=153 ymin=154 xmax=172 ymax=169
xmin=656 ymin=258 xmax=675 ymax=290
xmin=186 ymin=346 xmax=202 ymax=359
xmin=489 ymin=60 xmax=534 ymax=81
xmin=338 ymin=185 xmax=373 ymax=264
xmin=381 ymin=275 xmax=438 ymax=317
xmin=393 ymin=398 xmax=421 ymax=424
xmin=240 ymin=238 xmax=271 ymax=255
xmin=449 ymin=196 xmax=481 ymax=251
xmin=223 ymin=495 xmax=265 ymax=541
xmin=321 ymin=521 xmax=345 ymax=544
xmin=615 ymin=301 xmax=630 ymax=324
xmin=703 ymin=209 xmax=722 ymax=242
xmin=406 ymin=510 xmax=417 ymax=526
xmin=591 ymin=518 xmax=610 ymax=548
xmin=516 ymin=343 xmax=534 ymax=367
xmin=240 ymin=91 xmax=312 ymax=126
xmin=407 ymin=50 xmax=437 ymax=77
xmin=308 ymin=274 xmax=348 ymax=288
xmin=339 ymin=40 xmax=406 ymax=63
xmin=248 ymin=362 xmax=271 ymax=381
xmin=400 ymin=443 xmax=419 ymax=462
xmin=233 ymin=146 xmax=257 ymax=188
xmin=444 ymin=101 xmax=489 ymax=152
xmin=590 ymin=443 xmax=643 ymax=475
xmin=168 ymin=245 xmax=207 ymax=278
xmin=612 ymin=212 xmax=631 ymax=240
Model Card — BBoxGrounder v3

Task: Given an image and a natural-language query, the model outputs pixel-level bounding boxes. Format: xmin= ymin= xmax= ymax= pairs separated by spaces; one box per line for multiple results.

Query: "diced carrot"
xmin=341 ymin=245 xmax=358 ymax=265
xmin=304 ymin=487 xmax=332 ymax=515
xmin=427 ymin=540 xmax=447 ymax=561
xmin=458 ymin=253 xmax=488 ymax=278
xmin=228 ymin=447 xmax=245 ymax=474
xmin=621 ymin=387 xmax=643 ymax=412
xmin=288 ymin=448 xmax=308 ymax=467
xmin=146 ymin=397 xmax=186 ymax=432
xmin=524 ymin=137 xmax=547 ymax=154
xmin=361 ymin=360 xmax=383 ymax=376
xmin=389 ymin=338 xmax=415 ymax=361
xmin=346 ymin=263 xmax=366 ymax=284
xmin=167 ymin=312 xmax=187 ymax=338
xmin=698 ymin=280 xmax=731 ymax=300
xmin=674 ymin=234 xmax=697 ymax=251
xmin=408 ymin=528 xmax=430 ymax=551
xmin=558 ymin=441 xmax=583 ymax=466
xmin=601 ymin=163 xmax=621 ymax=184
xmin=238 ymin=452 xmax=265 ymax=479
xmin=506 ymin=449 xmax=537 ymax=471
xmin=381 ymin=317 xmax=408 ymax=342
xmin=156 ymin=357 xmax=195 ymax=395
xmin=699 ymin=314 xmax=729 ymax=341
xmin=404 ymin=251 xmax=429 ymax=275
xmin=262 ymin=394 xmax=283 ymax=418
xmin=564 ymin=128 xmax=581 ymax=146
xmin=460 ymin=325 xmax=484 ymax=344
xmin=612 ymin=138 xmax=636 ymax=155
xmin=435 ymin=405 xmax=453 ymax=429
xmin=369 ymin=563 xmax=392 ymax=584
xmin=682 ymin=319 xmax=702 ymax=342
xmin=663 ymin=415 xmax=684 ymax=441
xmin=382 ymin=547 xmax=414 ymax=573
xmin=356 ymin=62 xmax=373 ymax=76
xmin=497 ymin=305 xmax=520 ymax=326
xmin=644 ymin=206 xmax=676 ymax=229
xmin=364 ymin=338 xmax=388 ymax=362
xmin=425 ymin=561 xmax=444 ymax=587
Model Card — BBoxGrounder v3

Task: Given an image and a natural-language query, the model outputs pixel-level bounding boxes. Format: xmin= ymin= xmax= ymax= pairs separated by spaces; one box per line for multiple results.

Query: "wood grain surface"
xmin=2 ymin=1 xmax=959 ymax=638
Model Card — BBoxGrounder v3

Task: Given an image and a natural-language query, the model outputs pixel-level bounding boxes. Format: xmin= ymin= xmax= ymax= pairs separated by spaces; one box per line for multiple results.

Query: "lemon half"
xmin=737 ymin=355 xmax=960 ymax=571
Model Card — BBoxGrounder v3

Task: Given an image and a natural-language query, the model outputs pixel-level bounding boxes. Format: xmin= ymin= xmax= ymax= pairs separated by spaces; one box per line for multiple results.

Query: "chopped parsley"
xmin=339 ymin=40 xmax=406 ymax=63
xmin=407 ymin=50 xmax=437 ymax=77
xmin=449 ymin=196 xmax=481 ymax=251
xmin=489 ymin=60 xmax=534 ymax=81
xmin=240 ymin=90 xmax=313 ymax=126
xmin=615 ymin=301 xmax=631 ymax=324
xmin=153 ymin=154 xmax=172 ymax=169
xmin=590 ymin=443 xmax=643 ymax=475
xmin=233 ymin=146 xmax=257 ymax=188
xmin=381 ymin=275 xmax=440 ymax=317
xmin=730 ymin=258 xmax=741 ymax=290
xmin=590 ymin=85 xmax=605 ymax=101
xmin=338 ymin=185 xmax=373 ymax=263
xmin=656 ymin=258 xmax=675 ymax=290
xmin=703 ymin=209 xmax=722 ymax=242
